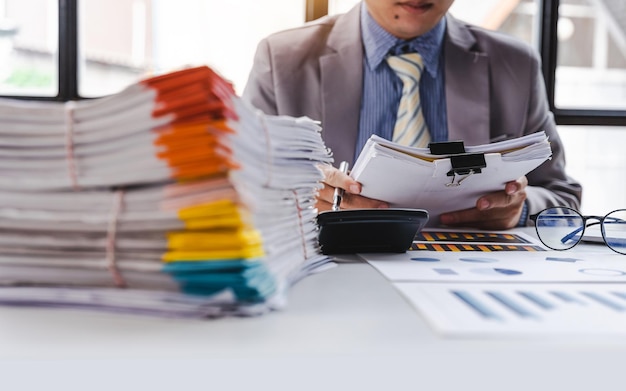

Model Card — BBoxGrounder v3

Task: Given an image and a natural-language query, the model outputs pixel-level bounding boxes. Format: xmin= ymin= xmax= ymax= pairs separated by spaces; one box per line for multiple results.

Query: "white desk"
xmin=1 ymin=240 xmax=624 ymax=391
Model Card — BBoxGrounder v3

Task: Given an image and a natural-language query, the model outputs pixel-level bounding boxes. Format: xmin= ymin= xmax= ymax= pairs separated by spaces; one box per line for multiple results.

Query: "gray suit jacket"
xmin=242 ymin=4 xmax=582 ymax=222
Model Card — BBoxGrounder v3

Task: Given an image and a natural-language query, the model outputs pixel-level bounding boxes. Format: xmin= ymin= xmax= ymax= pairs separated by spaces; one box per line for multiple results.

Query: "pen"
xmin=332 ymin=161 xmax=350 ymax=211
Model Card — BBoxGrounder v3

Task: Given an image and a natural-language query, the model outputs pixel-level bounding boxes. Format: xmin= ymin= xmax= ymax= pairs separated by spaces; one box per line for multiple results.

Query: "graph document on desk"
xmin=359 ymin=229 xmax=626 ymax=336
xmin=395 ymin=282 xmax=626 ymax=336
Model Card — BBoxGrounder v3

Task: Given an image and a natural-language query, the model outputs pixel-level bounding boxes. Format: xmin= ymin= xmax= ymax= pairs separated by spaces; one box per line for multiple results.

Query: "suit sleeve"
xmin=242 ymin=39 xmax=279 ymax=116
xmin=523 ymin=49 xmax=583 ymax=223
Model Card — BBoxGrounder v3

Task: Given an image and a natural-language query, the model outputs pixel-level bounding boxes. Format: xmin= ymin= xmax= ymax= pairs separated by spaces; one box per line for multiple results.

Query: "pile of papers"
xmin=350 ymin=132 xmax=552 ymax=223
xmin=0 ymin=66 xmax=333 ymax=317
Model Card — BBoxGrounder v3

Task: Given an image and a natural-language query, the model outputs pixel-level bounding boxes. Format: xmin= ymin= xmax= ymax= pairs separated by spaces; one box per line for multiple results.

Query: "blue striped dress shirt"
xmin=356 ymin=3 xmax=448 ymax=160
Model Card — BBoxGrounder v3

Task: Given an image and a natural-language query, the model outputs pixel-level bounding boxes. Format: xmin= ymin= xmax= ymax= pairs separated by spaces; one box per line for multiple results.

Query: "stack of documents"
xmin=0 ymin=66 xmax=333 ymax=317
xmin=350 ymin=132 xmax=552 ymax=223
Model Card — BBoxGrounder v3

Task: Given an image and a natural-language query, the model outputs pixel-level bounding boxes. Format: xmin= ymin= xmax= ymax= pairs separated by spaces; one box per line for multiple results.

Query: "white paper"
xmin=361 ymin=228 xmax=626 ymax=336
xmin=395 ymin=282 xmax=626 ymax=336
xmin=350 ymin=132 xmax=552 ymax=223
xmin=0 ymin=69 xmax=333 ymax=317
xmin=363 ymin=248 xmax=626 ymax=283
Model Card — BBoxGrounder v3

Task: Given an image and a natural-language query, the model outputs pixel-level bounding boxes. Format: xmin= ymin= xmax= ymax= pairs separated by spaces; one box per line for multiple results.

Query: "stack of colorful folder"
xmin=0 ymin=66 xmax=333 ymax=317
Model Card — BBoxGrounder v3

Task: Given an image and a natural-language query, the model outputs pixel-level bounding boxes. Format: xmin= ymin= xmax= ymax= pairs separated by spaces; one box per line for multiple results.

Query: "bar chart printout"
xmin=394 ymin=282 xmax=626 ymax=336
xmin=410 ymin=230 xmax=545 ymax=252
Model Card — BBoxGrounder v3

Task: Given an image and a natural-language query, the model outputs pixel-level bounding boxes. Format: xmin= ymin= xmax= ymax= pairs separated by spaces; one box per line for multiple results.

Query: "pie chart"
xmin=579 ymin=268 xmax=626 ymax=277
xmin=411 ymin=257 xmax=440 ymax=262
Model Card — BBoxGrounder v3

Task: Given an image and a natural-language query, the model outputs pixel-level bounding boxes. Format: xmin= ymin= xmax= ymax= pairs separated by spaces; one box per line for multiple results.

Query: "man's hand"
xmin=316 ymin=164 xmax=388 ymax=211
xmin=439 ymin=176 xmax=528 ymax=230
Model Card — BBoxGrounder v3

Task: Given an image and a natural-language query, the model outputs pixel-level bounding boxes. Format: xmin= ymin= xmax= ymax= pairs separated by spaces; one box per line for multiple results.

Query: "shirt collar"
xmin=361 ymin=3 xmax=446 ymax=78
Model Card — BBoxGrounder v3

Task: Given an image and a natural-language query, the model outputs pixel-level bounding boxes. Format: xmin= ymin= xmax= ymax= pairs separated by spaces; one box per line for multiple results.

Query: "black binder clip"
xmin=428 ymin=141 xmax=486 ymax=187
xmin=428 ymin=140 xmax=466 ymax=155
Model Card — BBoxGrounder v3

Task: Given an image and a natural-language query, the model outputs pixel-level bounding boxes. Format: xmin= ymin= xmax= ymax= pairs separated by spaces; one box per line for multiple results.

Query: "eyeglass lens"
xmin=603 ymin=209 xmax=626 ymax=255
xmin=535 ymin=207 xmax=584 ymax=250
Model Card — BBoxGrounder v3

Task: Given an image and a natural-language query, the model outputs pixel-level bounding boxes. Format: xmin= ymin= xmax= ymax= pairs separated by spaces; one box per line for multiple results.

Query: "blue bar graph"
xmin=610 ymin=291 xmax=626 ymax=302
xmin=485 ymin=291 xmax=537 ymax=318
xmin=517 ymin=291 xmax=555 ymax=310
xmin=580 ymin=292 xmax=626 ymax=311
xmin=549 ymin=290 xmax=586 ymax=305
xmin=404 ymin=284 xmax=626 ymax=335
xmin=451 ymin=290 xmax=502 ymax=320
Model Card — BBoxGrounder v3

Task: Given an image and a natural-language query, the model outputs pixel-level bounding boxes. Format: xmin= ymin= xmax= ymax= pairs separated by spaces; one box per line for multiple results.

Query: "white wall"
xmin=559 ymin=125 xmax=626 ymax=214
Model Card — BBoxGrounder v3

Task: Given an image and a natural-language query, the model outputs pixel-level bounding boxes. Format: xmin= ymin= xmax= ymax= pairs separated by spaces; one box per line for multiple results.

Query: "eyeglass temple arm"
xmin=604 ymin=216 xmax=626 ymax=225
xmin=560 ymin=220 xmax=600 ymax=244
xmin=559 ymin=217 xmax=626 ymax=244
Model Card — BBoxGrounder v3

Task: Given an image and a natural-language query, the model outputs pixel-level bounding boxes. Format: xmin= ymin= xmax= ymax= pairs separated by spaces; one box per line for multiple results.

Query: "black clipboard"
xmin=317 ymin=208 xmax=429 ymax=254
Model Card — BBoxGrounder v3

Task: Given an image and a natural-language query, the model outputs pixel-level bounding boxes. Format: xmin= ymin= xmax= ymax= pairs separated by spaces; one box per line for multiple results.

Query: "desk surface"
xmin=1 ymin=241 xmax=625 ymax=391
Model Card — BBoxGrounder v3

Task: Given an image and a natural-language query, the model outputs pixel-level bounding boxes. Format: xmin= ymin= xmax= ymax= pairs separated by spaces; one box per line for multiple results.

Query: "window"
xmin=0 ymin=0 xmax=58 ymax=97
xmin=0 ymin=0 xmax=306 ymax=99
xmin=0 ymin=0 xmax=623 ymax=212
xmin=550 ymin=0 xmax=626 ymax=213
xmin=77 ymin=0 xmax=306 ymax=97
xmin=554 ymin=0 xmax=626 ymax=111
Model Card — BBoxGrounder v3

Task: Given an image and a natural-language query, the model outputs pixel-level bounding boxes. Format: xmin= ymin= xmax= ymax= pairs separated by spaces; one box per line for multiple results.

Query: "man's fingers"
xmin=318 ymin=163 xmax=361 ymax=194
xmin=340 ymin=193 xmax=388 ymax=209
xmin=316 ymin=183 xmax=388 ymax=210
xmin=477 ymin=188 xmax=526 ymax=211
xmin=316 ymin=191 xmax=388 ymax=210
xmin=505 ymin=176 xmax=528 ymax=195
xmin=440 ymin=207 xmax=519 ymax=230
xmin=316 ymin=164 xmax=388 ymax=211
xmin=317 ymin=183 xmax=336 ymax=205
xmin=316 ymin=199 xmax=333 ymax=212
xmin=476 ymin=177 xmax=528 ymax=211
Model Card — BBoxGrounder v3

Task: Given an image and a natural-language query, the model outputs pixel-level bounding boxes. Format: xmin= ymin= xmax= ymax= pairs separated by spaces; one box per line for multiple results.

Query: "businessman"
xmin=242 ymin=0 xmax=582 ymax=230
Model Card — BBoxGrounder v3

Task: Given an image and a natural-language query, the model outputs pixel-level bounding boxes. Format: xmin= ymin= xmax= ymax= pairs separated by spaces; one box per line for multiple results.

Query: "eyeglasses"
xmin=530 ymin=207 xmax=626 ymax=255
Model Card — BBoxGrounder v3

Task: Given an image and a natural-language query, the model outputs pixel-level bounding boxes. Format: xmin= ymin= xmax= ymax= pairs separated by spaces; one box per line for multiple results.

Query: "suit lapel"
xmin=318 ymin=11 xmax=492 ymax=161
xmin=320 ymin=4 xmax=363 ymax=164
xmin=444 ymin=15 xmax=490 ymax=146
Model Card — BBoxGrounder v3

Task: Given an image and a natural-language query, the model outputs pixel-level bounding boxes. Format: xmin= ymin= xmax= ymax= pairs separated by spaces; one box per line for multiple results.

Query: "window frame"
xmin=58 ymin=0 xmax=79 ymax=101
xmin=3 ymin=0 xmax=626 ymax=127
xmin=307 ymin=0 xmax=626 ymax=126
xmin=540 ymin=0 xmax=626 ymax=125
xmin=0 ymin=0 xmax=78 ymax=102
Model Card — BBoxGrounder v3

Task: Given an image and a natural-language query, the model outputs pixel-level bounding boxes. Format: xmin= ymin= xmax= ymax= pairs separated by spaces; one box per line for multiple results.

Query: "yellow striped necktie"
xmin=386 ymin=52 xmax=431 ymax=148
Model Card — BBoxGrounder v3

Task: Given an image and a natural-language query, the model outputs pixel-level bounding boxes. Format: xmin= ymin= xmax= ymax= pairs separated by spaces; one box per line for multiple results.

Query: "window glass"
xmin=558 ymin=125 xmax=626 ymax=213
xmin=0 ymin=0 xmax=58 ymax=97
xmin=328 ymin=0 xmax=359 ymax=14
xmin=555 ymin=0 xmax=626 ymax=110
xmin=552 ymin=0 xmax=626 ymax=211
xmin=78 ymin=0 xmax=306 ymax=97
xmin=450 ymin=0 xmax=539 ymax=46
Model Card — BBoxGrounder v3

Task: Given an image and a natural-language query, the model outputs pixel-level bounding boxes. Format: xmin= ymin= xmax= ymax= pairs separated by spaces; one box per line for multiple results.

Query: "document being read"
xmin=350 ymin=132 xmax=551 ymax=224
